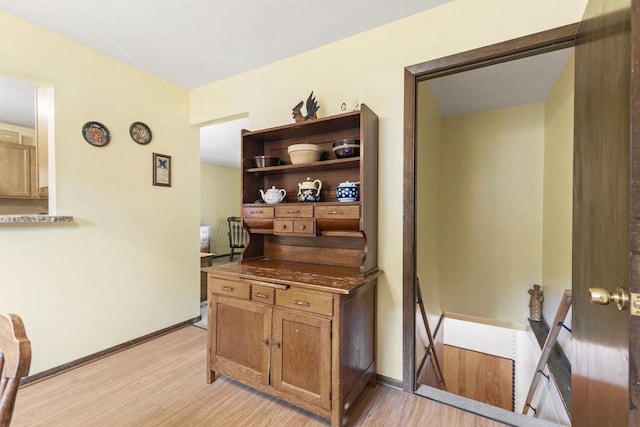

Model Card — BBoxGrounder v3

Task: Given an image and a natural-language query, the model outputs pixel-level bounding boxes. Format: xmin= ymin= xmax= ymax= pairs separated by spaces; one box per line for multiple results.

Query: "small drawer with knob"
xmin=242 ymin=205 xmax=274 ymax=231
xmin=315 ymin=203 xmax=361 ymax=232
xmin=314 ymin=204 xmax=360 ymax=219
xmin=275 ymin=288 xmax=333 ymax=316
xmin=209 ymin=277 xmax=251 ymax=300
xmin=251 ymin=284 xmax=275 ymax=304
xmin=274 ymin=219 xmax=316 ymax=236
xmin=275 ymin=204 xmax=313 ymax=218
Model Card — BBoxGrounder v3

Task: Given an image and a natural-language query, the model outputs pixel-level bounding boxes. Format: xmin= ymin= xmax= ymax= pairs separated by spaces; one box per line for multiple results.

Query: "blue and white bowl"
xmin=336 ymin=181 xmax=359 ymax=202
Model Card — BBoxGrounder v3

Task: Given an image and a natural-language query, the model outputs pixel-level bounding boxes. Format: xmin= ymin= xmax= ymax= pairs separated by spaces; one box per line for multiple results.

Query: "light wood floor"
xmin=11 ymin=326 xmax=506 ymax=426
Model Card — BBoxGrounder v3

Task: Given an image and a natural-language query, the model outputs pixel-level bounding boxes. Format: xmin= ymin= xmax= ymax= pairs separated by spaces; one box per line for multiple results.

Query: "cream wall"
xmin=190 ymin=0 xmax=587 ymax=380
xmin=200 ymin=163 xmax=242 ymax=254
xmin=542 ymin=53 xmax=575 ymax=358
xmin=0 ymin=11 xmax=199 ymax=374
xmin=439 ymin=103 xmax=545 ymax=323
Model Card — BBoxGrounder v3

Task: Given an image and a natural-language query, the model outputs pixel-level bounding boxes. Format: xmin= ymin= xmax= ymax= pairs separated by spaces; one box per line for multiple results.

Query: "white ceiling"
xmin=428 ymin=48 xmax=574 ymax=117
xmin=0 ymin=75 xmax=36 ymax=128
xmin=0 ymin=1 xmax=572 ymax=167
xmin=200 ymin=116 xmax=249 ymax=167
xmin=0 ymin=0 xmax=453 ymax=89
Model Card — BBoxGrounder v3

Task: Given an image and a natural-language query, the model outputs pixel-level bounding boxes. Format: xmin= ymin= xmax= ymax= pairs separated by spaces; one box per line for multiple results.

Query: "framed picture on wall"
xmin=152 ymin=153 xmax=171 ymax=187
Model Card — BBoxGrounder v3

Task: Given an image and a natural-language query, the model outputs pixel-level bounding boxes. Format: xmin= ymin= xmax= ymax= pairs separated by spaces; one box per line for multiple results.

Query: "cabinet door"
xmin=0 ymin=142 xmax=34 ymax=197
xmin=272 ymin=309 xmax=332 ymax=410
xmin=209 ymin=295 xmax=272 ymax=385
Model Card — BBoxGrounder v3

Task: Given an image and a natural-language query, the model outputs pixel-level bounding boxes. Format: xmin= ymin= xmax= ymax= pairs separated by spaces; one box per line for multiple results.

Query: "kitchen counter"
xmin=201 ymin=258 xmax=380 ymax=295
xmin=0 ymin=214 xmax=73 ymax=223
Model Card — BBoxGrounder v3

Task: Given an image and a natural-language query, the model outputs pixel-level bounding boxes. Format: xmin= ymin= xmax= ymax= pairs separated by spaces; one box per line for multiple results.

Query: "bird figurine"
xmin=292 ymin=91 xmax=320 ymax=122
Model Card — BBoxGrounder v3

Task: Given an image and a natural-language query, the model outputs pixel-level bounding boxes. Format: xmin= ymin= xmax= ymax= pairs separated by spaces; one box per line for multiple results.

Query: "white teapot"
xmin=259 ymin=186 xmax=286 ymax=204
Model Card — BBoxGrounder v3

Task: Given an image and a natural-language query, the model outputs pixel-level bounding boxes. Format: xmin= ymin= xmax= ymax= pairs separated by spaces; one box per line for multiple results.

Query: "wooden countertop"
xmin=201 ymin=258 xmax=381 ymax=295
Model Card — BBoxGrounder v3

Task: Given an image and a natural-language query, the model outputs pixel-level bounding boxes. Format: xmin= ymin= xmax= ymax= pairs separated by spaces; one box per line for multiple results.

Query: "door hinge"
xmin=631 ymin=293 xmax=640 ymax=317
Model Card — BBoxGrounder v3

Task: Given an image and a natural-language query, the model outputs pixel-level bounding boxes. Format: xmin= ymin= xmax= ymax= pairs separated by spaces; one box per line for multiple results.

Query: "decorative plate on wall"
xmin=82 ymin=121 xmax=111 ymax=147
xmin=129 ymin=121 xmax=152 ymax=145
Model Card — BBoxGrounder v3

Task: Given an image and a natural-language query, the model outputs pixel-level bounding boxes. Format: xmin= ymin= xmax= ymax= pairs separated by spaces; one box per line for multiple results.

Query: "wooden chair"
xmin=227 ymin=216 xmax=246 ymax=261
xmin=0 ymin=313 xmax=31 ymax=427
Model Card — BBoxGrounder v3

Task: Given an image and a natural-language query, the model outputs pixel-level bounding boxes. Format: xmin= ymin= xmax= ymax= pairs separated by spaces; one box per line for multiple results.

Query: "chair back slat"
xmin=227 ymin=217 xmax=246 ymax=261
xmin=0 ymin=313 xmax=31 ymax=427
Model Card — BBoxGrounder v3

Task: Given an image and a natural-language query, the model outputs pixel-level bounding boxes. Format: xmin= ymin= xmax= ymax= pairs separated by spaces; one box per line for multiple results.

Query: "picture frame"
xmin=152 ymin=153 xmax=171 ymax=187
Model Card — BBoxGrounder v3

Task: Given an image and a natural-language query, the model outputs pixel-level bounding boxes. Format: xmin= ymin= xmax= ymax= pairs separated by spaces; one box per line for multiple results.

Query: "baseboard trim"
xmin=376 ymin=374 xmax=403 ymax=390
xmin=21 ymin=317 xmax=200 ymax=386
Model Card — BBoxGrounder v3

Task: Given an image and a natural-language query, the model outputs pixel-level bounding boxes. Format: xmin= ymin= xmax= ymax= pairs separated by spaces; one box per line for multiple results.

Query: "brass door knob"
xmin=589 ymin=287 xmax=629 ymax=310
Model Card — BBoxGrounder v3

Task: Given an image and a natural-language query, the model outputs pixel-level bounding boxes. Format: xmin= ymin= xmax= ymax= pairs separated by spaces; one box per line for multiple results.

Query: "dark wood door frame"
xmin=402 ymin=23 xmax=579 ymax=394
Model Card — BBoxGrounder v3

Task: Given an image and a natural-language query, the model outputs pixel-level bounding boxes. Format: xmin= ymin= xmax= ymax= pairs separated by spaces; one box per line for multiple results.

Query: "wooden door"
xmin=573 ymin=0 xmax=639 ymax=425
xmin=209 ymin=296 xmax=272 ymax=385
xmin=272 ymin=309 xmax=332 ymax=410
xmin=443 ymin=345 xmax=513 ymax=411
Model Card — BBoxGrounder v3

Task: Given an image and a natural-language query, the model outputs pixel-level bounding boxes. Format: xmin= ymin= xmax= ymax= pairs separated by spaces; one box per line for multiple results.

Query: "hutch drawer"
xmin=274 ymin=219 xmax=316 ymax=236
xmin=275 ymin=205 xmax=314 ymax=218
xmin=209 ymin=277 xmax=251 ymax=300
xmin=242 ymin=205 xmax=275 ymax=231
xmin=314 ymin=204 xmax=360 ymax=219
xmin=251 ymin=284 xmax=275 ymax=304
xmin=275 ymin=288 xmax=333 ymax=316
xmin=242 ymin=206 xmax=274 ymax=218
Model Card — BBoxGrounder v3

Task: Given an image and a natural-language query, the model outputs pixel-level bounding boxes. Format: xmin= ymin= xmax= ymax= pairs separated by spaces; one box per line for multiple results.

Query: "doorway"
xmin=402 ymin=23 xmax=579 ymax=425
xmin=199 ymin=115 xmax=247 ymax=257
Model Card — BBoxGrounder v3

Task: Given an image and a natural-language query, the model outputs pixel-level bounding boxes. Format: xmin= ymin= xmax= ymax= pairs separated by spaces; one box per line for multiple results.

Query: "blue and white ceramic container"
xmin=336 ymin=181 xmax=359 ymax=202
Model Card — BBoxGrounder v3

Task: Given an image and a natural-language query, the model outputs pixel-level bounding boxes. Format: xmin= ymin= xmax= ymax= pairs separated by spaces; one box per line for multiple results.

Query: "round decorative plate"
xmin=129 ymin=121 xmax=152 ymax=145
xmin=82 ymin=121 xmax=111 ymax=147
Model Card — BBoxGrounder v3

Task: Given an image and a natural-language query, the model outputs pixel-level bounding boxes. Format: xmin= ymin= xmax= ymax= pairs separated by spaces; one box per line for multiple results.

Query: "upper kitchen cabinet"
xmin=0 ymin=139 xmax=38 ymax=198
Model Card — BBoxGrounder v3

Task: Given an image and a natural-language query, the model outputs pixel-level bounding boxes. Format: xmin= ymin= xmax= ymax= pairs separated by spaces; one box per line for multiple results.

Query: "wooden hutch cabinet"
xmin=203 ymin=105 xmax=379 ymax=427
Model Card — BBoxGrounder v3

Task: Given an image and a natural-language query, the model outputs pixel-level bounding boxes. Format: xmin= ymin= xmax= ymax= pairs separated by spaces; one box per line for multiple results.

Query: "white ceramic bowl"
xmin=287 ymin=143 xmax=323 ymax=164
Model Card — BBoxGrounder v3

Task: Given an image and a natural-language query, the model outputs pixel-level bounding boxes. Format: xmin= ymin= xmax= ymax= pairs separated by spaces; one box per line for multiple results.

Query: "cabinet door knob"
xmin=262 ymin=338 xmax=269 ymax=345
xmin=254 ymin=292 xmax=269 ymax=299
xmin=273 ymin=341 xmax=281 ymax=348
xmin=280 ymin=224 xmax=287 ymax=230
xmin=328 ymin=210 xmax=343 ymax=215
xmin=221 ymin=286 xmax=234 ymax=292
xmin=286 ymin=209 xmax=300 ymax=214
xmin=298 ymin=224 xmax=306 ymax=230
